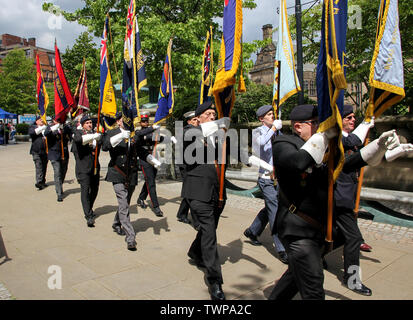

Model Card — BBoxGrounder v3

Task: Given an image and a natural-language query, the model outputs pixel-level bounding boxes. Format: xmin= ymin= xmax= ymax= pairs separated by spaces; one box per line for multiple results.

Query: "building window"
xmin=309 ymin=80 xmax=316 ymax=97
xmin=304 ymin=80 xmax=309 ymax=94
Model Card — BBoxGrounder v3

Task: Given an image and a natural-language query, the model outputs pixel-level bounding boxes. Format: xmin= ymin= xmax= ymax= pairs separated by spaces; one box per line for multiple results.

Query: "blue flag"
xmin=366 ymin=0 xmax=405 ymax=121
xmin=154 ymin=39 xmax=174 ymax=124
xmin=212 ymin=0 xmax=243 ymax=118
xmin=316 ymin=0 xmax=348 ymax=181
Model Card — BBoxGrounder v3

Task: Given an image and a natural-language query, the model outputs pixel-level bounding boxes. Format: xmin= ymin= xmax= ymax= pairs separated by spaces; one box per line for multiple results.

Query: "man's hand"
xmin=273 ymin=119 xmax=282 ymax=131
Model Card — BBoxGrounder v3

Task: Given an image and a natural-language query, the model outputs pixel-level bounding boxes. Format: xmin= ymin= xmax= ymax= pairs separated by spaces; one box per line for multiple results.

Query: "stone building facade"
xmin=249 ymin=25 xmax=364 ymax=109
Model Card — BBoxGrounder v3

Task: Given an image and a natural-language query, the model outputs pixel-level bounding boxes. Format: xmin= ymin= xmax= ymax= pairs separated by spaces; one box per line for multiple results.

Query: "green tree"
xmin=43 ymin=0 xmax=260 ymax=120
xmin=0 ymin=49 xmax=36 ymax=115
xmin=289 ymin=0 xmax=412 ymax=114
xmin=61 ymin=32 xmax=100 ymax=114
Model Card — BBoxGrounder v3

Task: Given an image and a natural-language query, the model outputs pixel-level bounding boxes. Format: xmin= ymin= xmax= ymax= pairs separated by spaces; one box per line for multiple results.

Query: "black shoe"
xmin=188 ymin=252 xmax=206 ymax=268
xmin=154 ymin=207 xmax=163 ymax=217
xmin=87 ymin=220 xmax=95 ymax=228
xmin=243 ymin=228 xmax=262 ymax=246
xmin=209 ymin=283 xmax=226 ymax=300
xmin=112 ymin=225 xmax=126 ymax=236
xmin=57 ymin=195 xmax=63 ymax=202
xmin=343 ymin=276 xmax=372 ymax=296
xmin=278 ymin=251 xmax=288 ymax=264
xmin=137 ymin=198 xmax=147 ymax=209
xmin=127 ymin=241 xmax=137 ymax=251
xmin=35 ymin=183 xmax=44 ymax=190
xmin=177 ymin=217 xmax=191 ymax=224
xmin=41 ymin=182 xmax=47 ymax=188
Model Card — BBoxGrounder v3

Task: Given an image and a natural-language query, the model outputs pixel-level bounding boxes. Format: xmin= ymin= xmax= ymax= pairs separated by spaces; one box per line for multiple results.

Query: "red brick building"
xmin=0 ymin=34 xmax=55 ymax=81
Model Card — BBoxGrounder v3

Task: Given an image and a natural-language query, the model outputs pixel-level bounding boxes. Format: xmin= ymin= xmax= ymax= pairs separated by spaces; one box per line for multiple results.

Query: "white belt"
xmin=259 ymin=172 xmax=273 ymax=180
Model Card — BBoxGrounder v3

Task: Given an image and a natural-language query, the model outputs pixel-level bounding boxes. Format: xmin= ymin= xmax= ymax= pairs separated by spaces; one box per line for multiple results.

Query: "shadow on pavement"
xmin=132 ymin=217 xmax=170 ymax=235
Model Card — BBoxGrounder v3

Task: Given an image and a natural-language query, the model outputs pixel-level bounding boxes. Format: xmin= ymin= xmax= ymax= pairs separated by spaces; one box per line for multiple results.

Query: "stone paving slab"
xmin=1 ymin=142 xmax=413 ymax=300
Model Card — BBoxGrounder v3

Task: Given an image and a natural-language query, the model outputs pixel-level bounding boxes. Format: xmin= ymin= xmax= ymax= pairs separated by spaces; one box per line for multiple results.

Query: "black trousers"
xmin=79 ymin=173 xmax=100 ymax=220
xmin=269 ymin=236 xmax=325 ymax=300
xmin=32 ymin=153 xmax=47 ymax=185
xmin=188 ymin=198 xmax=224 ymax=285
xmin=177 ymin=166 xmax=190 ymax=219
xmin=139 ymin=161 xmax=159 ymax=208
xmin=334 ymin=207 xmax=363 ymax=275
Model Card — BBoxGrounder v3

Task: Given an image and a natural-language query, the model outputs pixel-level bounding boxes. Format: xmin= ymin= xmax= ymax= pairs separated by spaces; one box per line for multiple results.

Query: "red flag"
xmin=54 ymin=41 xmax=74 ymax=123
xmin=72 ymin=59 xmax=90 ymax=118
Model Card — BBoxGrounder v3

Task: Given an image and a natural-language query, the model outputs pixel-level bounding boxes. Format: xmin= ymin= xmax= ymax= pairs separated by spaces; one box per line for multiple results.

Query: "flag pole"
xmin=94 ymin=88 xmax=102 ymax=176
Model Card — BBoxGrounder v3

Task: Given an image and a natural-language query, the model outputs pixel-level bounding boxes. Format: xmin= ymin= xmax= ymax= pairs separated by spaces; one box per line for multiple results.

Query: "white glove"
xmin=93 ymin=133 xmax=102 ymax=141
xmin=217 ymin=117 xmax=231 ymax=130
xmin=248 ymin=155 xmax=273 ymax=173
xmin=121 ymin=129 xmax=131 ymax=140
xmin=273 ymin=119 xmax=282 ymax=131
xmin=92 ymin=140 xmax=97 ymax=148
xmin=200 ymin=120 xmax=219 ymax=137
xmin=59 ymin=123 xmax=64 ymax=129
xmin=110 ymin=129 xmax=130 ymax=147
xmin=385 ymin=143 xmax=413 ymax=162
xmin=146 ymin=154 xmax=161 ymax=169
xmin=82 ymin=133 xmax=101 ymax=145
xmin=353 ymin=117 xmax=374 ymax=143
xmin=360 ymin=130 xmax=395 ymax=166
xmin=301 ymin=127 xmax=338 ymax=165
xmin=35 ymin=125 xmax=47 ymax=135
xmin=171 ymin=136 xmax=177 ymax=144
xmin=381 ymin=130 xmax=400 ymax=150
xmin=50 ymin=123 xmax=60 ymax=132
xmin=152 ymin=124 xmax=160 ymax=130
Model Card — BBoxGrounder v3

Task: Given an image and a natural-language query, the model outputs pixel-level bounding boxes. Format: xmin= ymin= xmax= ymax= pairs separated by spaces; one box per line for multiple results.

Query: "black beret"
xmin=115 ymin=111 xmax=122 ymax=120
xmin=342 ymin=104 xmax=354 ymax=118
xmin=256 ymin=105 xmax=273 ymax=118
xmin=183 ymin=111 xmax=196 ymax=120
xmin=195 ymin=100 xmax=214 ymax=117
xmin=35 ymin=115 xmax=41 ymax=121
xmin=80 ymin=114 xmax=91 ymax=125
xmin=289 ymin=104 xmax=318 ymax=121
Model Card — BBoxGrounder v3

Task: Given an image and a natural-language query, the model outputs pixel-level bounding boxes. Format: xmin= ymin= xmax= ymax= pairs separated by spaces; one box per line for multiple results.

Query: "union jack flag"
xmin=124 ymin=0 xmax=135 ymax=65
xmin=100 ymin=22 xmax=108 ymax=65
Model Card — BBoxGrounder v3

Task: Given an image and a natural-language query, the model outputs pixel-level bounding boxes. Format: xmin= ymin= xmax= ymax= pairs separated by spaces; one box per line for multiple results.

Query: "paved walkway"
xmin=1 ymin=142 xmax=413 ymax=300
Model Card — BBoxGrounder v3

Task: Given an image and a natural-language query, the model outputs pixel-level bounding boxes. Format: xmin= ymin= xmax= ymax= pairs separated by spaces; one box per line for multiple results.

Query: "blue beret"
xmin=115 ymin=111 xmax=122 ymax=120
xmin=342 ymin=104 xmax=354 ymax=118
xmin=195 ymin=100 xmax=214 ymax=117
xmin=256 ymin=105 xmax=273 ymax=118
xmin=289 ymin=104 xmax=318 ymax=121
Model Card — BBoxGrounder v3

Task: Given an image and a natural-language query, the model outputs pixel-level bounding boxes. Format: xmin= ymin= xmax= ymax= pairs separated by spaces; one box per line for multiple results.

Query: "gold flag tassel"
xmin=238 ymin=36 xmax=246 ymax=93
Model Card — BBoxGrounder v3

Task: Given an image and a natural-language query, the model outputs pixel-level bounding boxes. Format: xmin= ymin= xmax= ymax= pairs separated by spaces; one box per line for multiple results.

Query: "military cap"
xmin=115 ymin=111 xmax=123 ymax=120
xmin=256 ymin=105 xmax=273 ymax=118
xmin=289 ymin=104 xmax=318 ymax=121
xmin=80 ymin=113 xmax=92 ymax=125
xmin=183 ymin=111 xmax=196 ymax=120
xmin=140 ymin=111 xmax=150 ymax=120
xmin=195 ymin=100 xmax=214 ymax=117
xmin=342 ymin=104 xmax=354 ymax=118
xmin=35 ymin=115 xmax=41 ymax=121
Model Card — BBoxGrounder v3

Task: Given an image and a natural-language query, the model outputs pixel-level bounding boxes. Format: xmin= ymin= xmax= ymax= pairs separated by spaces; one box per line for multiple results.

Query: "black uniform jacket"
xmin=44 ymin=124 xmax=72 ymax=161
xmin=181 ymin=125 xmax=230 ymax=203
xmin=334 ymin=133 xmax=363 ymax=209
xmin=102 ymin=128 xmax=150 ymax=185
xmin=135 ymin=126 xmax=164 ymax=166
xmin=28 ymin=124 xmax=47 ymax=155
xmin=72 ymin=129 xmax=102 ymax=179
xmin=272 ymin=134 xmax=366 ymax=240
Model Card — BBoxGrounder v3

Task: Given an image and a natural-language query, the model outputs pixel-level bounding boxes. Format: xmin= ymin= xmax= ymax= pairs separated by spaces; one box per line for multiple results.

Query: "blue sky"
xmin=0 ymin=0 xmax=318 ymax=57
